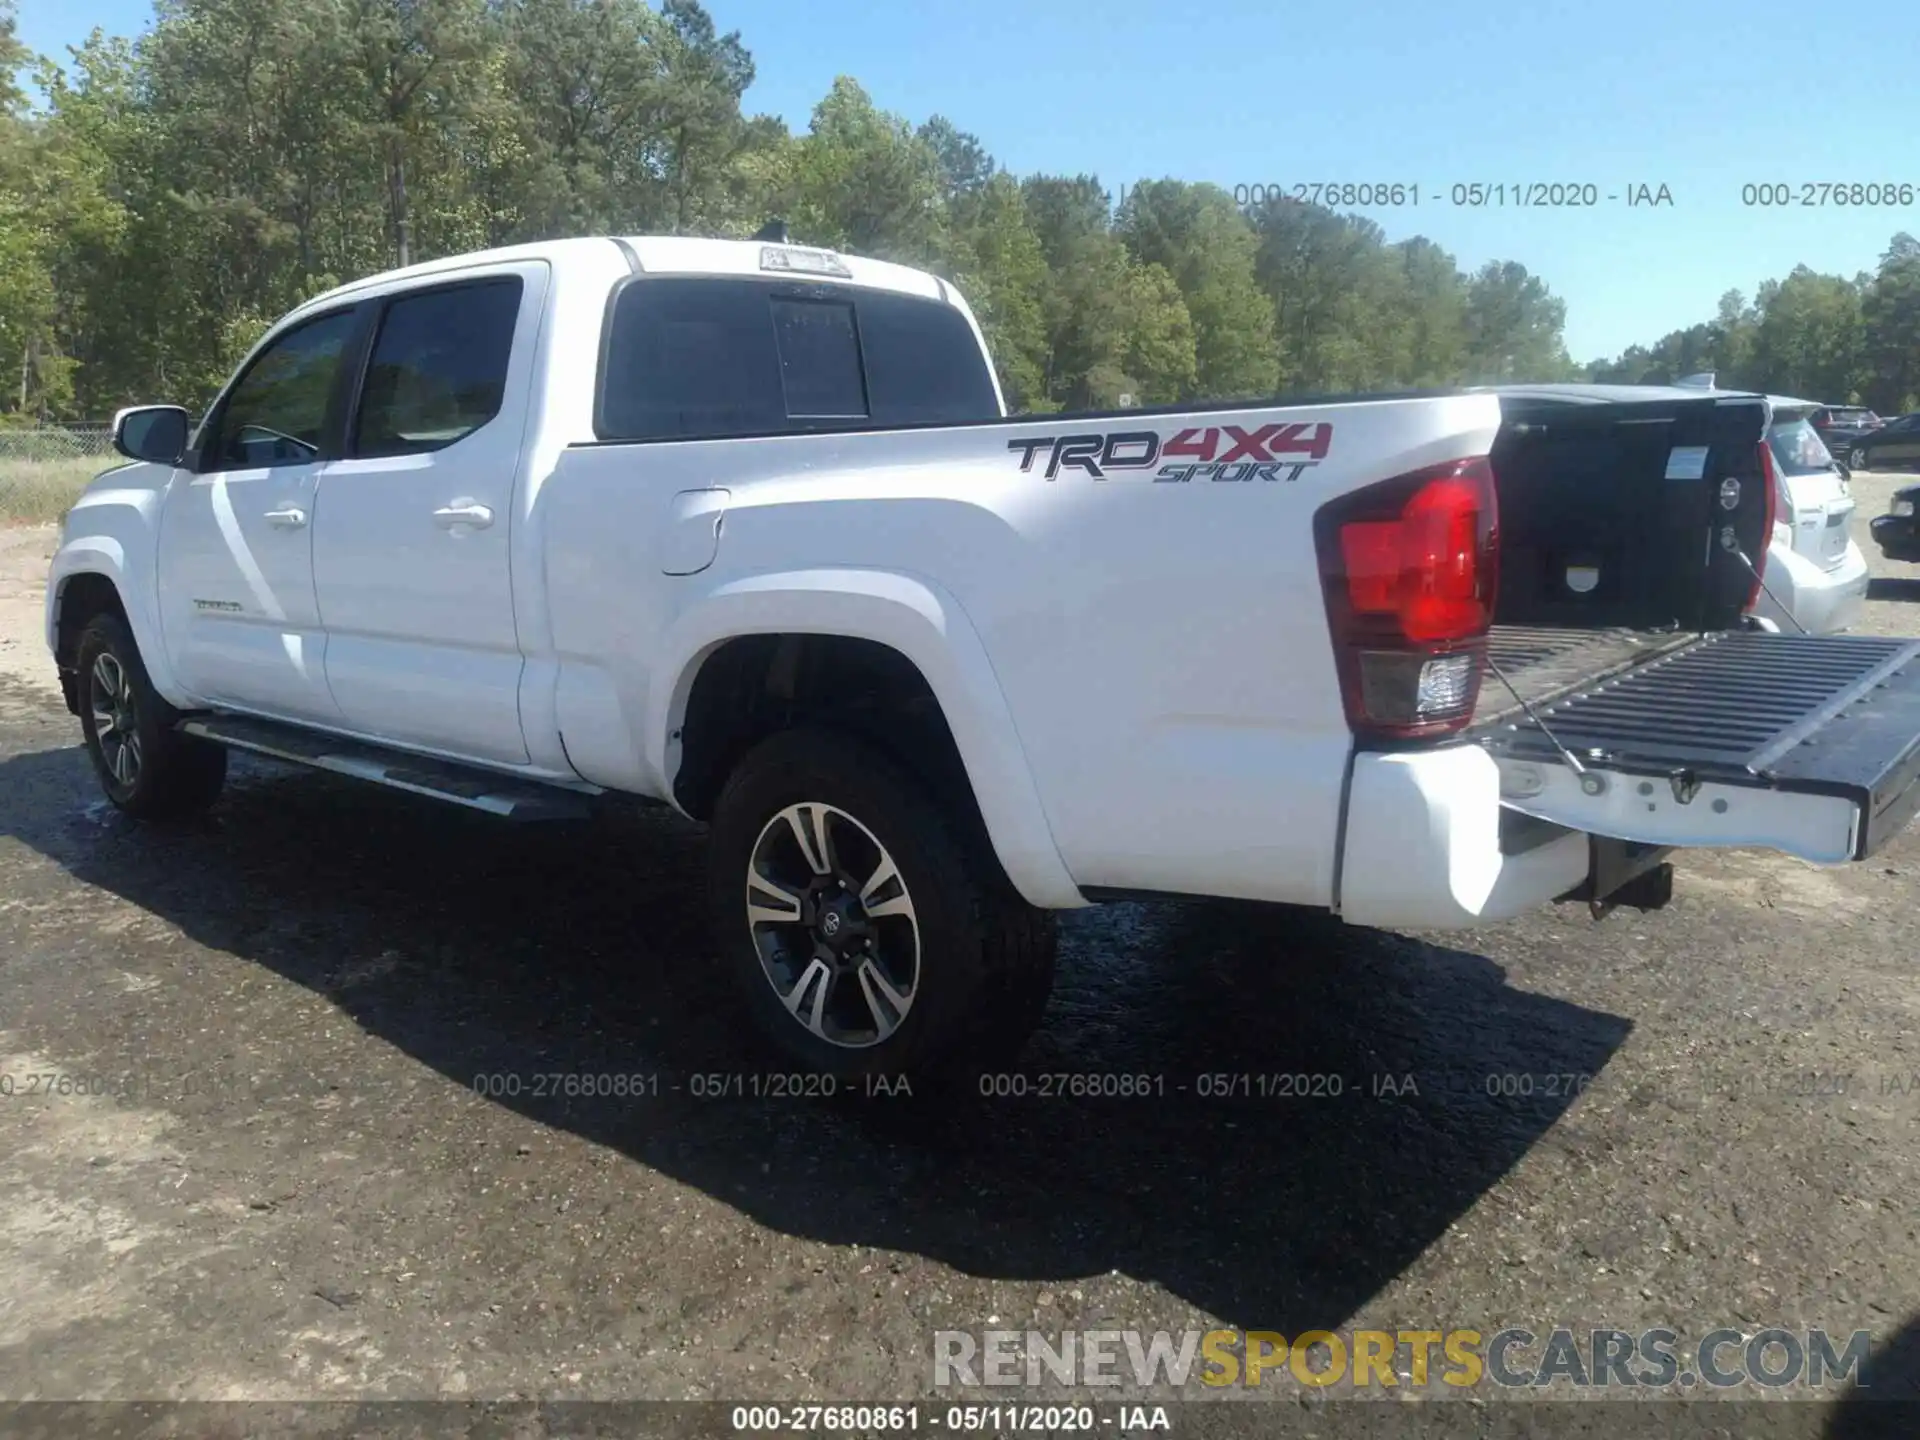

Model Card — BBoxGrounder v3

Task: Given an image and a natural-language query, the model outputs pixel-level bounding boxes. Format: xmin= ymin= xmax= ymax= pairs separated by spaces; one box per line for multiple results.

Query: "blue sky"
xmin=19 ymin=0 xmax=1920 ymax=361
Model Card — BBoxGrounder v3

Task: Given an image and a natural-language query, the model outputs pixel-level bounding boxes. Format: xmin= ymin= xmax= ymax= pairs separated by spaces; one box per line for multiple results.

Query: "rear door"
xmin=312 ymin=263 xmax=546 ymax=765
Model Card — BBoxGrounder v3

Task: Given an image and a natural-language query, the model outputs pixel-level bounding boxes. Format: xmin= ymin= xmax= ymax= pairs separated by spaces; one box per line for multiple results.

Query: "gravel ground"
xmin=3 ymin=479 xmax=1920 ymax=1438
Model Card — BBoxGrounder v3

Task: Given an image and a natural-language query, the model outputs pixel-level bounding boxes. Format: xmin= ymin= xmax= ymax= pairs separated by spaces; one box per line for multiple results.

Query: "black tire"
xmin=707 ymin=727 xmax=1056 ymax=1081
xmin=75 ymin=611 xmax=227 ymax=820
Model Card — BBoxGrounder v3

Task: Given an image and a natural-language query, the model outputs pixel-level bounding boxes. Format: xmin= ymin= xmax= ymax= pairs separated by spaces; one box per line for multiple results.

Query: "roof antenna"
xmin=753 ymin=218 xmax=790 ymax=243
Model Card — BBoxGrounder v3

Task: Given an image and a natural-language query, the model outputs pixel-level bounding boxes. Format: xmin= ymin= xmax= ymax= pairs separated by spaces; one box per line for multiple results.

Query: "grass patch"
xmin=0 ymin=457 xmax=111 ymax=525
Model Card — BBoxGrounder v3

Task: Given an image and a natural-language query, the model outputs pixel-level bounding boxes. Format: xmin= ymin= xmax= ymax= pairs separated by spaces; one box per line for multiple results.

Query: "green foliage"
xmin=1461 ymin=261 xmax=1578 ymax=384
xmin=1587 ymin=238 xmax=1920 ymax=407
xmin=1861 ymin=235 xmax=1920 ymax=413
xmin=782 ymin=77 xmax=943 ymax=264
xmin=942 ymin=173 xmax=1050 ymax=409
xmin=0 ymin=1 xmax=75 ymax=415
xmin=1748 ymin=267 xmax=1863 ymax=402
xmin=1117 ymin=180 xmax=1275 ymax=399
xmin=25 ymin=0 xmax=1904 ymax=423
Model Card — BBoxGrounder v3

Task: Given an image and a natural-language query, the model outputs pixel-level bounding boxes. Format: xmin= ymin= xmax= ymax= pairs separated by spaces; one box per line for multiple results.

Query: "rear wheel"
xmin=76 ymin=612 xmax=227 ymax=820
xmin=1850 ymin=446 xmax=1870 ymax=470
xmin=707 ymin=728 xmax=1055 ymax=1080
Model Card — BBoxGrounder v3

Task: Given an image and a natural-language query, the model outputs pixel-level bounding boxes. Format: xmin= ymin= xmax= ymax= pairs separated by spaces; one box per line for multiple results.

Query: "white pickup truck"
xmin=47 ymin=234 xmax=1920 ymax=1078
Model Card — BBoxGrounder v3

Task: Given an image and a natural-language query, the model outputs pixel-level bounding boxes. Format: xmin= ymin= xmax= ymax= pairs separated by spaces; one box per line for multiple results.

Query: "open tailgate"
xmin=1475 ymin=630 xmax=1920 ymax=863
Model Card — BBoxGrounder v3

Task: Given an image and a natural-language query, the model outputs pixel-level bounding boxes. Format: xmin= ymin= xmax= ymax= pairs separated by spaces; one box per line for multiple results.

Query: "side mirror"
xmin=113 ymin=405 xmax=191 ymax=466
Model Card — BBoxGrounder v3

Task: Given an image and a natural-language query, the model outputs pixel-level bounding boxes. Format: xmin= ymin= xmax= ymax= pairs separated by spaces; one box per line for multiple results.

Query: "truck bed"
xmin=1472 ymin=625 xmax=1699 ymax=728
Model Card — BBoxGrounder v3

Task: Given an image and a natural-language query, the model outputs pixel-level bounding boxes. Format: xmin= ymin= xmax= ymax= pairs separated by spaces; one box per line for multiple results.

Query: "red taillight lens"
xmin=1750 ymin=439 xmax=1781 ymax=613
xmin=1315 ymin=456 xmax=1499 ymax=741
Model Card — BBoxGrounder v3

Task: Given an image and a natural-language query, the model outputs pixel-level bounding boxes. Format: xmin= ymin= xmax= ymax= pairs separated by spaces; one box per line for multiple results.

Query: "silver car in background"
xmin=1752 ymin=396 xmax=1869 ymax=634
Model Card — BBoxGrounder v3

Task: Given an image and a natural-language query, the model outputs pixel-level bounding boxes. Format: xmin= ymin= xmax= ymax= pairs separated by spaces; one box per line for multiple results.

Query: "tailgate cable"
xmin=1722 ymin=530 xmax=1810 ymax=636
xmin=1484 ymin=656 xmax=1674 ymax=923
xmin=1485 ymin=531 xmax=1803 ymax=810
xmin=1483 ymin=656 xmax=1601 ymax=790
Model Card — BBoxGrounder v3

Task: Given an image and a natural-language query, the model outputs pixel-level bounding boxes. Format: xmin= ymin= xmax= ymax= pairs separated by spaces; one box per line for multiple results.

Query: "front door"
xmin=155 ymin=307 xmax=362 ymax=723
xmin=312 ymin=268 xmax=542 ymax=765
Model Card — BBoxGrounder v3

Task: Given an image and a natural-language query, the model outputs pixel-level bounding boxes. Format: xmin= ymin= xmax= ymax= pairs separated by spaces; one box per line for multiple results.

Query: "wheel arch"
xmin=49 ymin=555 xmax=183 ymax=716
xmin=48 ymin=480 xmax=187 ymax=712
xmin=653 ymin=569 xmax=1085 ymax=910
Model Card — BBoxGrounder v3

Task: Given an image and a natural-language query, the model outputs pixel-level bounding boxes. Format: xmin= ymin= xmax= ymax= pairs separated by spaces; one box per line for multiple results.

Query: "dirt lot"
xmin=4 ymin=480 xmax=1920 ymax=1436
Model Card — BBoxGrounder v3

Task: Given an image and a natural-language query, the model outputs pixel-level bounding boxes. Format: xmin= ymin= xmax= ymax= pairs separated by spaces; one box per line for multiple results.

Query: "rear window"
xmin=1769 ymin=416 xmax=1837 ymax=476
xmin=597 ymin=278 xmax=999 ymax=442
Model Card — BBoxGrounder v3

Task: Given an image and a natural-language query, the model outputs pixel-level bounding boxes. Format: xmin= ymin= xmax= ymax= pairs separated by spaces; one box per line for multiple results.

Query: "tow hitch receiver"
xmin=1558 ymin=837 xmax=1675 ymax=919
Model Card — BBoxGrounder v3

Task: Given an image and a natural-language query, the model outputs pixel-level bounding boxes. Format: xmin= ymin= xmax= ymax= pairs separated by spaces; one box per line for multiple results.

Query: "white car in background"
xmin=1677 ymin=376 xmax=1868 ymax=634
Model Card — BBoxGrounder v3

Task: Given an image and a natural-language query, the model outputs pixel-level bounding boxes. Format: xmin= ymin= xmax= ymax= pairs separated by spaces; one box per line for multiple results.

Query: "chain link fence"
xmin=0 ymin=424 xmax=117 ymax=461
xmin=0 ymin=425 xmax=121 ymax=524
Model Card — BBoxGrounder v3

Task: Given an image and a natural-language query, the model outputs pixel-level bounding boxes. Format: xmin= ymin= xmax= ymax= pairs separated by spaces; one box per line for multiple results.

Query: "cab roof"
xmin=294 ymin=235 xmax=953 ymax=318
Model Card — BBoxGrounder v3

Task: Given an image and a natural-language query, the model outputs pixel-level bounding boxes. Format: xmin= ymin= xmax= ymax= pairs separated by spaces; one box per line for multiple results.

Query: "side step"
xmin=179 ymin=714 xmax=595 ymax=821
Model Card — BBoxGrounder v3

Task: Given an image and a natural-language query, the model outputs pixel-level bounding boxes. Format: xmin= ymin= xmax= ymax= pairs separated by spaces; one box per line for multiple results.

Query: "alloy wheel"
xmin=744 ymin=802 xmax=920 ymax=1048
xmin=89 ymin=651 xmax=142 ymax=791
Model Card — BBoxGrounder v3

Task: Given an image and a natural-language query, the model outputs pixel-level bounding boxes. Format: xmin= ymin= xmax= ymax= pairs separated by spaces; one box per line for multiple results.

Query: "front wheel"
xmin=76 ymin=612 xmax=227 ymax=820
xmin=1850 ymin=446 xmax=1870 ymax=470
xmin=707 ymin=728 xmax=1056 ymax=1080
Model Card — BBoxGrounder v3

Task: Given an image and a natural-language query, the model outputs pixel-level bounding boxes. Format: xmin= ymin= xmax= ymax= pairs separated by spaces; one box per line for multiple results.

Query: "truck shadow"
xmin=1825 ymin=1311 xmax=1920 ymax=1438
xmin=0 ymin=735 xmax=1632 ymax=1337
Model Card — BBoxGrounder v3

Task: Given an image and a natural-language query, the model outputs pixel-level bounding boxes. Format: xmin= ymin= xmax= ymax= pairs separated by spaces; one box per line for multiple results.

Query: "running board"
xmin=178 ymin=715 xmax=594 ymax=821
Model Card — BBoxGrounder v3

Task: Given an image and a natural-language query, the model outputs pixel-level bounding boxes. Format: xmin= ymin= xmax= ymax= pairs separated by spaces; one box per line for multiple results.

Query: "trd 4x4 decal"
xmin=1007 ymin=423 xmax=1333 ymax=482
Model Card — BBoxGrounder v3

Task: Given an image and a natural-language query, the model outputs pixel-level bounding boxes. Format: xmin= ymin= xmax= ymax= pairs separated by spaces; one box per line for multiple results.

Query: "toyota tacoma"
xmin=47 ymin=235 xmax=1920 ymax=1076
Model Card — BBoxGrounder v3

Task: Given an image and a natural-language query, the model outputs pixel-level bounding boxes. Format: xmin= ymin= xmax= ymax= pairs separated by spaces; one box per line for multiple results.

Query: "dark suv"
xmin=1812 ymin=405 xmax=1884 ymax=461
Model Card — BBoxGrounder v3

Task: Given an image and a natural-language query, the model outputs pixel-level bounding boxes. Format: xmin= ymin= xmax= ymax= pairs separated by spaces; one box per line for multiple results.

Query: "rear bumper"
xmin=1751 ymin=538 xmax=1868 ymax=635
xmin=1335 ymin=626 xmax=1920 ymax=929
xmin=1338 ymin=745 xmax=1591 ymax=930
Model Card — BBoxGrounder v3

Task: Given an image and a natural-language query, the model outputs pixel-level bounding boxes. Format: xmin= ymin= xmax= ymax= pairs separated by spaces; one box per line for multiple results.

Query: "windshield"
xmin=1769 ymin=416 xmax=1838 ymax=476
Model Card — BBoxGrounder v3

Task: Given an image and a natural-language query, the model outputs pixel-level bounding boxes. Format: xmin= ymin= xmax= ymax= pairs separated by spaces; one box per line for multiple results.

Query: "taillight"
xmin=1751 ymin=439 xmax=1783 ymax=613
xmin=1314 ymin=456 xmax=1499 ymax=742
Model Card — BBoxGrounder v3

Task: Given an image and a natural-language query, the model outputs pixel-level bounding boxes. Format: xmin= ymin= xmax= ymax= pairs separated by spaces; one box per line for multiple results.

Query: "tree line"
xmin=2 ymin=0 xmax=1915 ymax=423
xmin=1588 ymin=240 xmax=1920 ymax=414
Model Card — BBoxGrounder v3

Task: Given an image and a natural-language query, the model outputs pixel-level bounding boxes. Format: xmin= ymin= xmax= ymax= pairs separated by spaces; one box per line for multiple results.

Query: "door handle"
xmin=263 ymin=506 xmax=308 ymax=529
xmin=433 ymin=501 xmax=495 ymax=530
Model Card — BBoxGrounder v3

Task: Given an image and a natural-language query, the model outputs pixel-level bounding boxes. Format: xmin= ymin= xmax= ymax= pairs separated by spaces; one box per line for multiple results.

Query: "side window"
xmin=354 ymin=278 xmax=523 ymax=458
xmin=202 ymin=310 xmax=359 ymax=470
